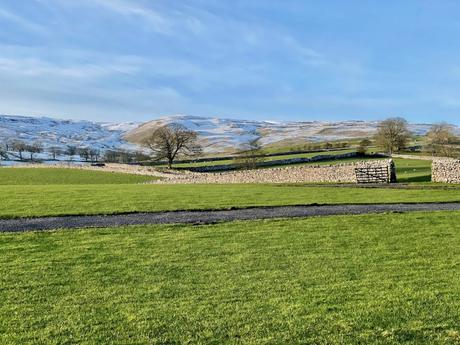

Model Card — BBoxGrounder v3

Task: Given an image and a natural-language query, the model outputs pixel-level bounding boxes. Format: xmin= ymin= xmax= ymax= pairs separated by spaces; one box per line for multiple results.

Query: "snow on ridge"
xmin=0 ymin=114 xmax=454 ymax=156
xmin=129 ymin=115 xmax=447 ymax=152
xmin=0 ymin=114 xmax=139 ymax=155
xmin=101 ymin=122 xmax=140 ymax=132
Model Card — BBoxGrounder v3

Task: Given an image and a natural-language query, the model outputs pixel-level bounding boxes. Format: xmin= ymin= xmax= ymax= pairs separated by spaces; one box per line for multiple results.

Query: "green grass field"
xmin=2 ymin=212 xmax=460 ymax=344
xmin=0 ymin=168 xmax=158 ymax=185
xmin=1 ymin=183 xmax=460 ymax=218
xmin=166 ymin=149 xmax=356 ymax=168
xmin=393 ymin=158 xmax=432 ymax=183
xmin=0 ymin=159 xmax=447 ymax=219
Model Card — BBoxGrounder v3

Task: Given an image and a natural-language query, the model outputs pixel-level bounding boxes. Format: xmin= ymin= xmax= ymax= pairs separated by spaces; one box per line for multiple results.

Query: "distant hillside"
xmin=0 ymin=115 xmax=138 ymax=153
xmin=0 ymin=114 xmax=449 ymax=158
xmin=124 ymin=115 xmax=437 ymax=153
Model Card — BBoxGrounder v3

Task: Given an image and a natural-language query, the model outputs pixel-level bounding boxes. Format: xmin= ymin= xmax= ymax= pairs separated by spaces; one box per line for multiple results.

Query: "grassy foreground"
xmin=1 ymin=212 xmax=460 ymax=344
xmin=0 ymin=168 xmax=158 ymax=185
xmin=1 ymin=183 xmax=460 ymax=218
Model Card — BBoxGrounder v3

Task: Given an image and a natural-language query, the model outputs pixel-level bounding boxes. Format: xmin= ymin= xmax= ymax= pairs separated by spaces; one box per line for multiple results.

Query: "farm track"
xmin=2 ymin=203 xmax=460 ymax=232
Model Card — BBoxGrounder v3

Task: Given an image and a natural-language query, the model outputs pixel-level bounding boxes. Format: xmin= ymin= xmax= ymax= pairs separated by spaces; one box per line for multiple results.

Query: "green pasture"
xmin=0 ymin=158 xmax=441 ymax=219
xmin=162 ymin=149 xmax=356 ymax=168
xmin=1 ymin=182 xmax=460 ymax=219
xmin=0 ymin=168 xmax=158 ymax=185
xmin=2 ymin=212 xmax=460 ymax=344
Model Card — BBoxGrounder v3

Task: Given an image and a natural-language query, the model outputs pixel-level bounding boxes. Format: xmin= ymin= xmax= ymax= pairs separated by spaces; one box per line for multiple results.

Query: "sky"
xmin=0 ymin=0 xmax=460 ymax=124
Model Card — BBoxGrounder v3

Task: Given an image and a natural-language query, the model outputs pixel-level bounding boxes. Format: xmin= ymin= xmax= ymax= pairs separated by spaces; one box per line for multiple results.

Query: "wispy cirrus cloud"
xmin=0 ymin=55 xmax=143 ymax=79
xmin=88 ymin=0 xmax=172 ymax=34
xmin=5 ymin=1 xmax=456 ymax=123
xmin=0 ymin=7 xmax=47 ymax=34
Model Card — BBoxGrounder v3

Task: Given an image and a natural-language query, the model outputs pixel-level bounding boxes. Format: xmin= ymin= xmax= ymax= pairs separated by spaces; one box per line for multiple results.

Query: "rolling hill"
xmin=0 ymin=114 xmax=445 ymax=157
xmin=124 ymin=115 xmax=436 ymax=153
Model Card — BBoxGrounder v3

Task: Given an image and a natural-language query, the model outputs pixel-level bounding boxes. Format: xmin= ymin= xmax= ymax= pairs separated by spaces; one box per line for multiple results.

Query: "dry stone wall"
xmin=432 ymin=158 xmax=460 ymax=183
xmin=156 ymin=159 xmax=394 ymax=184
xmin=186 ymin=152 xmax=362 ymax=172
xmin=2 ymin=159 xmax=396 ymax=184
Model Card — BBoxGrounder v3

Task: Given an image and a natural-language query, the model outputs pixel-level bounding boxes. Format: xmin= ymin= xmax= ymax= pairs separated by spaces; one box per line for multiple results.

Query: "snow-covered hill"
xmin=0 ymin=115 xmax=139 ymax=159
xmin=0 ymin=114 xmax=450 ymax=158
xmin=124 ymin=115 xmax=439 ymax=153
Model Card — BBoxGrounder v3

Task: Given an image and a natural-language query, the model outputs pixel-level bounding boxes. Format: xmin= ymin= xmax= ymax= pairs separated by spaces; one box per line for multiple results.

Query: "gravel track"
xmin=1 ymin=203 xmax=460 ymax=233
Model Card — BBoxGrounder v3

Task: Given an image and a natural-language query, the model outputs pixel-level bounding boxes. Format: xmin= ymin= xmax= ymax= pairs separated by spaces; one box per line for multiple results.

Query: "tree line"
xmin=0 ymin=140 xmax=102 ymax=162
xmin=356 ymin=117 xmax=459 ymax=157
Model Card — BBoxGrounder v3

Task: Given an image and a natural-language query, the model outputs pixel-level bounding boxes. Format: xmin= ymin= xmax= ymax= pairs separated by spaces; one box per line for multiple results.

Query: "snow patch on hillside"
xmin=0 ymin=115 xmax=139 ymax=157
xmin=127 ymin=115 xmax=438 ymax=153
xmin=0 ymin=114 xmax=452 ymax=157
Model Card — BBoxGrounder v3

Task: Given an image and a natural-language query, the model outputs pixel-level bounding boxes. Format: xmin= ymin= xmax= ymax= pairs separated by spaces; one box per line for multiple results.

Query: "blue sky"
xmin=0 ymin=0 xmax=460 ymax=123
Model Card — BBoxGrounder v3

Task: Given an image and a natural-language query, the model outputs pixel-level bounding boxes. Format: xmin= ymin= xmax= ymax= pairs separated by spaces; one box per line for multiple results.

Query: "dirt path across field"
xmin=1 ymin=203 xmax=460 ymax=233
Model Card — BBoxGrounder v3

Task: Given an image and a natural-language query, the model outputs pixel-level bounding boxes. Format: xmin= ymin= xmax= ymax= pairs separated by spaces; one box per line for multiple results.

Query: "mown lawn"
xmin=0 ymin=168 xmax=158 ymax=185
xmin=1 ymin=212 xmax=460 ymax=344
xmin=1 ymin=183 xmax=460 ymax=218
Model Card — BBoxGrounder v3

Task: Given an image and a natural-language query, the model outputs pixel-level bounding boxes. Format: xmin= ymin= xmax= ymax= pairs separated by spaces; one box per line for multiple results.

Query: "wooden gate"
xmin=355 ymin=166 xmax=390 ymax=184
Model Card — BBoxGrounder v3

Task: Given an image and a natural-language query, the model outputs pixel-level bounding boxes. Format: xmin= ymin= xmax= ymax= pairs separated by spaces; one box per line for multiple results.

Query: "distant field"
xmin=1 ymin=183 xmax=460 ymax=218
xmin=165 ymin=149 xmax=356 ymax=168
xmin=393 ymin=158 xmax=432 ymax=183
xmin=0 ymin=168 xmax=158 ymax=185
xmin=2 ymin=212 xmax=460 ymax=344
xmin=262 ymin=139 xmax=365 ymax=154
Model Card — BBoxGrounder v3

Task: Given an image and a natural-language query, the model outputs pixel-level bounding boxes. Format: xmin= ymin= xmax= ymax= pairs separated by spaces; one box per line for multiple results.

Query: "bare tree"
xmin=375 ymin=117 xmax=411 ymax=155
xmin=89 ymin=148 xmax=100 ymax=162
xmin=143 ymin=124 xmax=202 ymax=168
xmin=4 ymin=139 xmax=12 ymax=152
xmin=103 ymin=150 xmax=118 ymax=163
xmin=425 ymin=123 xmax=457 ymax=157
xmin=234 ymin=139 xmax=265 ymax=169
xmin=78 ymin=147 xmax=90 ymax=162
xmin=134 ymin=151 xmax=150 ymax=162
xmin=103 ymin=149 xmax=135 ymax=164
xmin=11 ymin=140 xmax=27 ymax=160
xmin=0 ymin=143 xmax=7 ymax=160
xmin=66 ymin=145 xmax=77 ymax=161
xmin=26 ymin=142 xmax=43 ymax=161
xmin=48 ymin=146 xmax=62 ymax=160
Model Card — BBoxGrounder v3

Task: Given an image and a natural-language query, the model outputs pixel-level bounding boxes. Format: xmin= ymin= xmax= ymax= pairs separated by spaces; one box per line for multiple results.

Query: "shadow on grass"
xmin=398 ymin=174 xmax=432 ymax=183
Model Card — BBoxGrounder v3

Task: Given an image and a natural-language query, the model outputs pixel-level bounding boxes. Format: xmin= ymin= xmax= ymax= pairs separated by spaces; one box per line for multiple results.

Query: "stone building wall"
xmin=431 ymin=158 xmax=460 ymax=183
